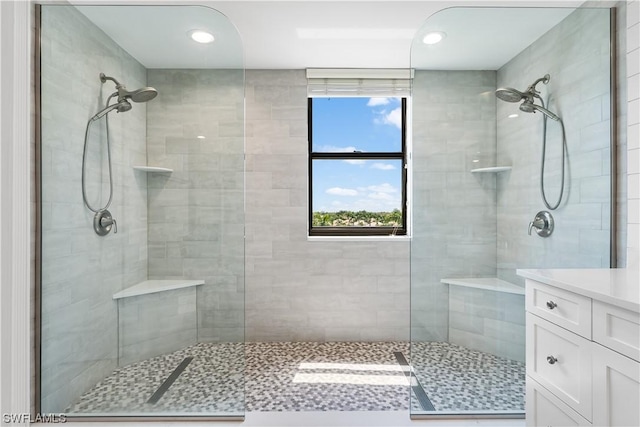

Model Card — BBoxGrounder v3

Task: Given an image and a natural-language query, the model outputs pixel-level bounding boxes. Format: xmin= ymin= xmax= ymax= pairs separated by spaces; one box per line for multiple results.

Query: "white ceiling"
xmin=75 ymin=1 xmax=579 ymax=70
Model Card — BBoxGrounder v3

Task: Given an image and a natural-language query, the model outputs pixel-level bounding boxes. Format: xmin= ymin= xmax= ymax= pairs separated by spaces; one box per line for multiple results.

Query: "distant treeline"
xmin=312 ymin=210 xmax=402 ymax=227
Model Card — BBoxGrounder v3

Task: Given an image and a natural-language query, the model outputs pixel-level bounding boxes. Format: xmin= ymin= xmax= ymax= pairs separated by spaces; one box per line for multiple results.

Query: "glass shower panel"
xmin=409 ymin=6 xmax=612 ymax=417
xmin=39 ymin=5 xmax=244 ymax=418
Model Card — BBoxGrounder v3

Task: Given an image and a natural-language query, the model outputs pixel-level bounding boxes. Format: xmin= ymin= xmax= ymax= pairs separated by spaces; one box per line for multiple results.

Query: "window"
xmin=308 ymin=97 xmax=407 ymax=236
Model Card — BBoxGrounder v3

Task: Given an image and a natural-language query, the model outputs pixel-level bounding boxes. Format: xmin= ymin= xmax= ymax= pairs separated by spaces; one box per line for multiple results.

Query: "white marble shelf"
xmin=441 ymin=277 xmax=525 ymax=295
xmin=133 ymin=166 xmax=173 ymax=173
xmin=470 ymin=166 xmax=512 ymax=173
xmin=113 ymin=279 xmax=205 ymax=300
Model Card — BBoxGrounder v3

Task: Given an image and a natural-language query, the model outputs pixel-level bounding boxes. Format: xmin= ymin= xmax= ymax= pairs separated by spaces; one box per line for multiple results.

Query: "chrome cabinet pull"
xmin=547 ymin=355 xmax=558 ymax=365
xmin=546 ymin=301 xmax=557 ymax=310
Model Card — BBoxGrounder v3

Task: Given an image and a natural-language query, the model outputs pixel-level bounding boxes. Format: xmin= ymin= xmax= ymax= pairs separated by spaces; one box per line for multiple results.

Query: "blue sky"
xmin=311 ymin=97 xmax=402 ymax=212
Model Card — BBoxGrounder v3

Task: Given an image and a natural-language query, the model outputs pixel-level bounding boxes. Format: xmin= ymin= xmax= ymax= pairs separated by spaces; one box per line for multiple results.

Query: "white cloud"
xmin=361 ymin=183 xmax=397 ymax=193
xmin=326 ymin=187 xmax=358 ymax=196
xmin=372 ymin=105 xmax=402 ymax=130
xmin=371 ymin=163 xmax=396 ymax=170
xmin=316 ymin=145 xmax=357 ymax=153
xmin=343 ymin=159 xmax=366 ymax=165
xmin=382 ymin=107 xmax=402 ymax=129
xmin=367 ymin=97 xmax=390 ymax=107
xmin=368 ymin=192 xmax=395 ymax=201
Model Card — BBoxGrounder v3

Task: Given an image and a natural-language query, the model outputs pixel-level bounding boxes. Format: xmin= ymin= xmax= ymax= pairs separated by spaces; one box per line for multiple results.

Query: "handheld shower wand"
xmin=519 ymin=100 xmax=560 ymax=121
xmin=90 ymin=98 xmax=132 ymax=121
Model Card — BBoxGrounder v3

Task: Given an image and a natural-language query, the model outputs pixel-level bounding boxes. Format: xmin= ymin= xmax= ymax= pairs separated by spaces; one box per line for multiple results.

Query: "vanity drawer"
xmin=593 ymin=301 xmax=640 ymax=362
xmin=527 ymin=313 xmax=592 ymax=420
xmin=526 ymin=378 xmax=591 ymax=427
xmin=526 ymin=279 xmax=592 ymax=338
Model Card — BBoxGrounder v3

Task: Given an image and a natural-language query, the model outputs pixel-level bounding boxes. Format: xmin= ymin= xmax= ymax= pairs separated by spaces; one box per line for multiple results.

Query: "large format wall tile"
xmin=146 ymin=69 xmax=245 ymax=343
xmin=411 ymin=70 xmax=498 ymax=342
xmin=40 ymin=6 xmax=148 ymax=412
xmin=497 ymin=8 xmax=614 ymax=281
xmin=244 ymin=70 xmax=410 ymax=342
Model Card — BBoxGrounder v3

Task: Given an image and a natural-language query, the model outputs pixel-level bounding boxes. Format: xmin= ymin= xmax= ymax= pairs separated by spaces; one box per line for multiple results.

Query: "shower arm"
xmin=525 ymin=74 xmax=550 ymax=95
xmin=100 ymin=73 xmax=123 ymax=88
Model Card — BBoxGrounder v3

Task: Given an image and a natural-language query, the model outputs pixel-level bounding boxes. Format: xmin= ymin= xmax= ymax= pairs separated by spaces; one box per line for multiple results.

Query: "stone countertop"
xmin=517 ymin=268 xmax=639 ymax=313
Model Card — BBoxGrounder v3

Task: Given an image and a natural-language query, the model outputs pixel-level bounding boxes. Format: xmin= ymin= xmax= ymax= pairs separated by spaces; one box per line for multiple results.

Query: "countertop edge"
xmin=517 ymin=268 xmax=640 ymax=313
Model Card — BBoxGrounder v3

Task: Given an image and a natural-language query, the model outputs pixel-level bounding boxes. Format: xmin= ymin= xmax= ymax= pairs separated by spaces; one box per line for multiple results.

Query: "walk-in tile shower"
xmin=38 ymin=4 xmax=245 ymax=418
xmin=410 ymin=6 xmax=614 ymax=417
xmin=37 ymin=3 xmax=617 ymax=421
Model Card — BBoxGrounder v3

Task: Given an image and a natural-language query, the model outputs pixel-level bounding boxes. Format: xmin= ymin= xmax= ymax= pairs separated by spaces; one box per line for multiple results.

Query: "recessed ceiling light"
xmin=423 ymin=31 xmax=446 ymax=45
xmin=188 ymin=30 xmax=214 ymax=44
xmin=196 ymin=135 xmax=206 ymax=139
xmin=508 ymin=113 xmax=519 ymax=118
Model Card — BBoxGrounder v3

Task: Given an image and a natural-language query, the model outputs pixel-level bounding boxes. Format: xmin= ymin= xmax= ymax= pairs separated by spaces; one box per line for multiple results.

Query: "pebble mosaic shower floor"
xmin=66 ymin=341 xmax=524 ymax=415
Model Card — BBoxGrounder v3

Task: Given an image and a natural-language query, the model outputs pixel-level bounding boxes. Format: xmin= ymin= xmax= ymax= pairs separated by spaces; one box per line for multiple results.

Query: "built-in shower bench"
xmin=441 ymin=277 xmax=525 ymax=362
xmin=112 ymin=279 xmax=204 ymax=300
xmin=113 ymin=279 xmax=204 ymax=366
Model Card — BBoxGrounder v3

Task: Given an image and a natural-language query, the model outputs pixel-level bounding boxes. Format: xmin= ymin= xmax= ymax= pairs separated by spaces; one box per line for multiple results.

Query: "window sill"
xmin=307 ymin=235 xmax=411 ymax=242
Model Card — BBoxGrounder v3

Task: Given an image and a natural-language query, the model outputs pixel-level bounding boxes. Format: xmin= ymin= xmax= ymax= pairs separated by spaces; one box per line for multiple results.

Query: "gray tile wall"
xmin=244 ymin=70 xmax=410 ymax=342
xmin=448 ymin=287 xmax=525 ymax=362
xmin=496 ymin=8 xmax=614 ymax=284
xmin=146 ymin=69 xmax=245 ymax=343
xmin=411 ymin=70 xmax=498 ymax=342
xmin=39 ymin=6 xmax=148 ymax=412
xmin=117 ymin=287 xmax=198 ymax=366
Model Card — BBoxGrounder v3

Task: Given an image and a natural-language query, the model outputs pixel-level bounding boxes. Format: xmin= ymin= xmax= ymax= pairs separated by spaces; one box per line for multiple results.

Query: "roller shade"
xmin=306 ymin=68 xmax=413 ymax=98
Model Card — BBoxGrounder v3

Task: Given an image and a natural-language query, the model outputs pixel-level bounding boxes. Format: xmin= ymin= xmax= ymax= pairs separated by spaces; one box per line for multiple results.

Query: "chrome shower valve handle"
xmin=93 ymin=209 xmax=117 ymax=236
xmin=528 ymin=211 xmax=554 ymax=237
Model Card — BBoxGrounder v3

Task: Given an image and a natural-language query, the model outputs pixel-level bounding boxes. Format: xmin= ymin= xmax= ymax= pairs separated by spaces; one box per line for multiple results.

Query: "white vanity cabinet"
xmin=518 ymin=269 xmax=640 ymax=427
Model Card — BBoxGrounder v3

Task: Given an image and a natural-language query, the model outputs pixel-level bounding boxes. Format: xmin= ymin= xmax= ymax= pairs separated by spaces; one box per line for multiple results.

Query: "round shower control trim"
xmin=93 ymin=209 xmax=117 ymax=236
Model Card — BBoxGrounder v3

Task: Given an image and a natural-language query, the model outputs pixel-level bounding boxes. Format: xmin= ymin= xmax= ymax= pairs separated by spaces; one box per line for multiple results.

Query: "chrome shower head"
xmin=496 ymin=74 xmax=550 ymax=103
xmin=497 ymin=74 xmax=560 ymax=121
xmin=519 ymin=101 xmax=535 ymax=113
xmin=520 ymin=101 xmax=560 ymax=121
xmin=90 ymin=99 xmax=132 ymax=122
xmin=127 ymin=87 xmax=158 ymax=103
xmin=100 ymin=72 xmax=158 ymax=104
xmin=116 ymin=85 xmax=158 ymax=103
xmin=495 ymin=87 xmax=526 ymax=103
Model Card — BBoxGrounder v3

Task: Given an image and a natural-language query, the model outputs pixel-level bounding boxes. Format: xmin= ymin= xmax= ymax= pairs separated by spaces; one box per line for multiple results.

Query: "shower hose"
xmin=81 ymin=93 xmax=117 ymax=213
xmin=539 ymin=98 xmax=567 ymax=211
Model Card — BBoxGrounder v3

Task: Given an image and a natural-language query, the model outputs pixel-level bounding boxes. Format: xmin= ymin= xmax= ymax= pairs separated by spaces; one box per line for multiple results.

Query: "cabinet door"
xmin=592 ymin=342 xmax=640 ymax=427
xmin=527 ymin=379 xmax=591 ymax=427
xmin=593 ymin=301 xmax=640 ymax=362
